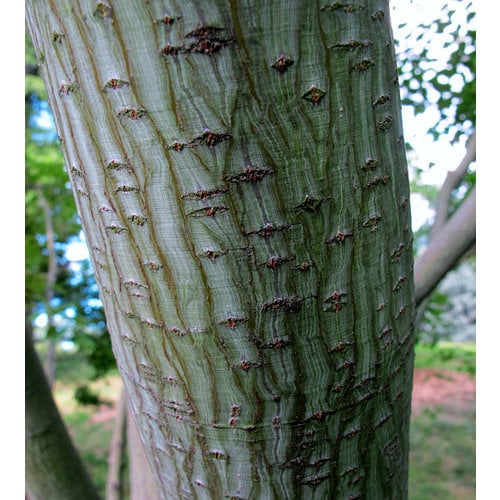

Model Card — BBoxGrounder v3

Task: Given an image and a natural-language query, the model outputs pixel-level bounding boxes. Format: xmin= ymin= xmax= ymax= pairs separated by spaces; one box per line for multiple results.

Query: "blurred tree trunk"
xmin=106 ymin=389 xmax=127 ymax=500
xmin=26 ymin=1 xmax=415 ymax=498
xmin=25 ymin=319 xmax=101 ymax=500
xmin=35 ymin=185 xmax=58 ymax=388
xmin=127 ymin=398 xmax=161 ymax=500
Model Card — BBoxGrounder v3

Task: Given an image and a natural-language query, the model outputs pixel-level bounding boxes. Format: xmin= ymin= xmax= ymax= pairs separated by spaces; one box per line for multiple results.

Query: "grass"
xmin=38 ymin=341 xmax=475 ymax=498
xmin=413 ymin=341 xmax=476 ymax=375
xmin=408 ymin=341 xmax=475 ymax=499
xmin=409 ymin=406 xmax=475 ymax=499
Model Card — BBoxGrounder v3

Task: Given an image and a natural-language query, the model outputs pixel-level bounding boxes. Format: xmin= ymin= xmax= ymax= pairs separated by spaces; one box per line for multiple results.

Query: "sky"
xmin=390 ymin=1 xmax=476 ymax=230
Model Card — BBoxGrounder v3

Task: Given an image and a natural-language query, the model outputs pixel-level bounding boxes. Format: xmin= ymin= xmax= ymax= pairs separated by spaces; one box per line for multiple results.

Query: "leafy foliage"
xmin=395 ymin=1 xmax=476 ymax=142
xmin=25 ymin=36 xmax=115 ymax=378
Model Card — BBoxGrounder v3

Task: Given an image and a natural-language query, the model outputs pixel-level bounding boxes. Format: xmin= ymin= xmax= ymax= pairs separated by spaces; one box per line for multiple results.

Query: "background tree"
xmin=26 ymin=1 xmax=415 ymax=497
xmin=26 ymin=35 xmax=115 ymax=390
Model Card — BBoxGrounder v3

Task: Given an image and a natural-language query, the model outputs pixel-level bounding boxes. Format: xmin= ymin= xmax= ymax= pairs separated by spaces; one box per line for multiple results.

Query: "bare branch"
xmin=415 ymin=187 xmax=476 ymax=306
xmin=430 ymin=133 xmax=476 ymax=239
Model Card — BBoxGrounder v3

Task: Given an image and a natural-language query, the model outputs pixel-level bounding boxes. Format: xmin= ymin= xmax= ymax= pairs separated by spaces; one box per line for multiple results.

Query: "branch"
xmin=430 ymin=133 xmax=476 ymax=239
xmin=414 ymin=187 xmax=476 ymax=306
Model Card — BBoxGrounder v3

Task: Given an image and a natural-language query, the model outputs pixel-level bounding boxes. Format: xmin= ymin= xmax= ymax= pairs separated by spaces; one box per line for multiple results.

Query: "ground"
xmin=411 ymin=368 xmax=475 ymax=417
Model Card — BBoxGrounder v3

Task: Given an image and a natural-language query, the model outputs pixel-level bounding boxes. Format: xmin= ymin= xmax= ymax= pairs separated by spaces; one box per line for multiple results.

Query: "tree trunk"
xmin=106 ymin=389 xmax=127 ymax=500
xmin=35 ymin=185 xmax=59 ymax=388
xmin=127 ymin=396 xmax=162 ymax=500
xmin=26 ymin=1 xmax=415 ymax=498
xmin=25 ymin=320 xmax=101 ymax=500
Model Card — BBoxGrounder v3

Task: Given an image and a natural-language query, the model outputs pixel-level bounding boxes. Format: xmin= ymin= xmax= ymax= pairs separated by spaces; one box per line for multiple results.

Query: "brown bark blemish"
xmin=126 ymin=214 xmax=148 ymax=226
xmin=271 ymin=54 xmax=294 ymax=72
xmin=193 ymin=129 xmax=232 ymax=147
xmin=219 ymin=316 xmax=248 ymax=329
xmin=371 ymin=9 xmax=385 ymax=20
xmin=58 ymin=82 xmax=79 ymax=96
xmin=295 ymin=194 xmax=323 ymax=212
xmin=185 ymin=27 xmax=235 ymax=55
xmin=168 ymin=130 xmax=232 ymax=150
xmin=208 ymin=449 xmax=229 ymax=461
xmin=229 ymin=404 xmax=241 ymax=428
xmin=362 ymin=175 xmax=390 ymax=189
xmin=155 ymin=14 xmax=181 ymax=25
xmin=188 ymin=206 xmax=228 ymax=218
xmin=244 ymin=222 xmax=291 ymax=238
xmin=321 ymin=3 xmax=365 ymax=13
xmin=107 ymin=159 xmax=132 ymax=171
xmin=114 ymin=185 xmax=140 ymax=193
xmin=160 ymin=45 xmax=181 ymax=57
xmin=272 ymin=415 xmax=281 ymax=429
xmin=377 ymin=115 xmax=394 ymax=131
xmin=395 ymin=305 xmax=407 ymax=319
xmin=262 ymin=255 xmax=293 ymax=269
xmin=351 ymin=59 xmax=374 ymax=72
xmin=169 ymin=326 xmax=206 ymax=337
xmin=70 ymin=165 xmax=83 ymax=177
xmin=117 ymin=107 xmax=147 ymax=120
xmin=105 ymin=224 xmax=128 ymax=234
xmin=292 ymin=262 xmax=314 ymax=271
xmin=103 ymin=78 xmax=131 ymax=91
xmin=372 ymin=95 xmax=390 ymax=107
xmin=168 ymin=140 xmax=185 ymax=151
xmin=323 ymin=290 xmax=348 ymax=312
xmin=361 ymin=158 xmax=379 ymax=171
xmin=392 ymin=275 xmax=407 ymax=291
xmin=330 ymin=40 xmax=372 ymax=50
xmin=362 ymin=215 xmax=381 ymax=231
xmin=51 ymin=32 xmax=64 ymax=44
xmin=181 ymin=187 xmax=228 ymax=200
xmin=160 ymin=27 xmax=234 ymax=58
xmin=379 ymin=326 xmax=392 ymax=339
xmin=261 ymin=295 xmax=303 ymax=313
xmin=93 ymin=2 xmax=112 ymax=18
xmin=325 ymin=230 xmax=353 ymax=245
xmin=261 ymin=337 xmax=291 ymax=349
xmin=390 ymin=243 xmax=405 ymax=262
xmin=123 ymin=279 xmax=149 ymax=289
xmin=234 ymin=359 xmax=261 ymax=372
xmin=197 ymin=248 xmax=227 ymax=260
xmin=140 ymin=318 xmax=164 ymax=329
xmin=224 ymin=165 xmax=273 ymax=184
xmin=302 ymin=85 xmax=326 ymax=105
xmin=145 ymin=260 xmax=163 ymax=272
xmin=329 ymin=341 xmax=354 ymax=354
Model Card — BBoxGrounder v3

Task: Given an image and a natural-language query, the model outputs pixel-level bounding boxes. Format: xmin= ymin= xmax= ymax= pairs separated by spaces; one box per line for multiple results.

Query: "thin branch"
xmin=430 ymin=133 xmax=476 ymax=239
xmin=414 ymin=187 xmax=476 ymax=306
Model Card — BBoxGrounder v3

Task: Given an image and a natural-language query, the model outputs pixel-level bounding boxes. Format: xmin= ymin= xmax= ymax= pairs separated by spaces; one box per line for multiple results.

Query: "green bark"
xmin=26 ymin=1 xmax=415 ymax=498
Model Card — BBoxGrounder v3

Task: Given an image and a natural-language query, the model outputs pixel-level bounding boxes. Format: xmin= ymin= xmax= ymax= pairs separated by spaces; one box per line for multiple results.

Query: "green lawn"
xmin=40 ymin=341 xmax=475 ymax=498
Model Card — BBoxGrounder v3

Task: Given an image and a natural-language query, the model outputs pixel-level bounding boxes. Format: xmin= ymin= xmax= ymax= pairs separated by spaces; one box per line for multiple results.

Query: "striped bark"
xmin=26 ymin=1 xmax=415 ymax=498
